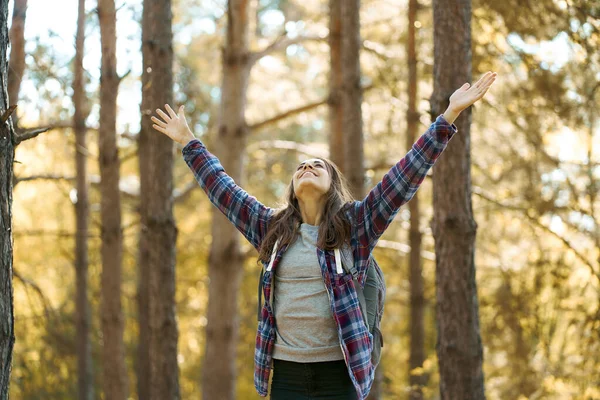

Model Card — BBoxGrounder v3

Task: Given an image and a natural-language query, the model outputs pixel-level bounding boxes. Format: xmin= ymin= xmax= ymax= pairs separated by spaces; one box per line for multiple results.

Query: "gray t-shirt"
xmin=272 ymin=223 xmax=344 ymax=362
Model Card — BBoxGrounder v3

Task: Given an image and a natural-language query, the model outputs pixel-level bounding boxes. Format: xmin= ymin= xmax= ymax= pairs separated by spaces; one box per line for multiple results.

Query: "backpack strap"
xmin=258 ymin=239 xmax=280 ymax=321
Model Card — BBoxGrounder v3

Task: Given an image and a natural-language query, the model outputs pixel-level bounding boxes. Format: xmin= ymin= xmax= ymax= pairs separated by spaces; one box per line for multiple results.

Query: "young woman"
xmin=152 ymin=71 xmax=497 ymax=399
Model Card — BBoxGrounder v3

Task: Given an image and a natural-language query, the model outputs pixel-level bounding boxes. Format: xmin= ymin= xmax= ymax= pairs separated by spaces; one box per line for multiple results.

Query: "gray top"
xmin=272 ymin=223 xmax=344 ymax=362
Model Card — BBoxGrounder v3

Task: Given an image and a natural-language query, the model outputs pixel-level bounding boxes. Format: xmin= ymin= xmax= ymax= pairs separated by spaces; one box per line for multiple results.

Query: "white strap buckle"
xmin=334 ymin=248 xmax=343 ymax=274
xmin=266 ymin=239 xmax=280 ymax=271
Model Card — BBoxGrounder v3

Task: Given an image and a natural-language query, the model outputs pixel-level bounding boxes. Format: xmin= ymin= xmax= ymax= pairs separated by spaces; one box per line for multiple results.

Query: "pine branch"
xmin=248 ymin=98 xmax=328 ymax=131
xmin=249 ymin=33 xmax=327 ymax=65
xmin=473 ymin=187 xmax=600 ymax=284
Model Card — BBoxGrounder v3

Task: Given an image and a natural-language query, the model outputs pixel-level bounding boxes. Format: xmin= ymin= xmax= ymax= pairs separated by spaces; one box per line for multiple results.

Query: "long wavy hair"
xmin=257 ymin=158 xmax=355 ymax=263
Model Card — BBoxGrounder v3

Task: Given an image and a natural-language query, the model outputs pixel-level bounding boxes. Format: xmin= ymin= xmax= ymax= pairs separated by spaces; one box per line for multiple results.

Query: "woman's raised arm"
xmin=152 ymin=105 xmax=273 ymax=250
xmin=351 ymin=72 xmax=497 ymax=251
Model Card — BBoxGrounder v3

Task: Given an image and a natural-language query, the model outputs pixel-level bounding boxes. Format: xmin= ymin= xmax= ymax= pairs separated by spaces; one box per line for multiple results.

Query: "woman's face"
xmin=292 ymin=159 xmax=332 ymax=200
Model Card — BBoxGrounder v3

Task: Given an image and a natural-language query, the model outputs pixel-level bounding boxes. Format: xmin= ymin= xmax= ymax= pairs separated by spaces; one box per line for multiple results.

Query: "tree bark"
xmin=430 ymin=0 xmax=485 ymax=398
xmin=328 ymin=0 xmax=344 ymax=171
xmin=137 ymin=0 xmax=151 ymax=396
xmin=201 ymin=1 xmax=250 ymax=399
xmin=407 ymin=0 xmax=426 ymax=398
xmin=7 ymin=0 xmax=26 ymax=128
xmin=98 ymin=0 xmax=128 ymax=398
xmin=0 ymin=1 xmax=15 ymax=396
xmin=73 ymin=0 xmax=93 ymax=399
xmin=139 ymin=0 xmax=180 ymax=399
xmin=341 ymin=0 xmax=364 ymax=200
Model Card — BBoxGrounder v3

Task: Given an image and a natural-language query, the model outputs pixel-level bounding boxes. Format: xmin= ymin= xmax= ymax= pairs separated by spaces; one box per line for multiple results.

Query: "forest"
xmin=0 ymin=0 xmax=598 ymax=399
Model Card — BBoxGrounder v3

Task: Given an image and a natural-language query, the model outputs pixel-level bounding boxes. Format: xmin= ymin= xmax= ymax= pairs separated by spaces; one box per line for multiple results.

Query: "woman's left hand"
xmin=443 ymin=71 xmax=497 ymax=124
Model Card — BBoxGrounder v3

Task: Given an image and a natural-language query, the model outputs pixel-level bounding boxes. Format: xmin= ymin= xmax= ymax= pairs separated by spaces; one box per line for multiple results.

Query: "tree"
xmin=139 ymin=0 xmax=179 ymax=398
xmin=73 ymin=0 xmax=93 ymax=399
xmin=98 ymin=0 xmax=128 ymax=398
xmin=341 ymin=0 xmax=364 ymax=199
xmin=7 ymin=0 xmax=26 ymax=128
xmin=0 ymin=0 xmax=15 ymax=395
xmin=406 ymin=0 xmax=427 ymax=398
xmin=201 ymin=1 xmax=251 ymax=398
xmin=430 ymin=0 xmax=486 ymax=398
xmin=328 ymin=0 xmax=344 ymax=171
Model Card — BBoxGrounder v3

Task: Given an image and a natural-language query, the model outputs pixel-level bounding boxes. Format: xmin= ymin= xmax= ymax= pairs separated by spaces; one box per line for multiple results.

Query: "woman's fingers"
xmin=153 ymin=124 xmax=168 ymax=135
xmin=151 ymin=116 xmax=167 ymax=127
xmin=156 ymin=108 xmax=170 ymax=122
xmin=165 ymin=104 xmax=178 ymax=119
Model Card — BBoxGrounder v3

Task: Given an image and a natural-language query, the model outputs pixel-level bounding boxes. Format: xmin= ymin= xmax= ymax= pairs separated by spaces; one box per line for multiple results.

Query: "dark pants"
xmin=270 ymin=359 xmax=358 ymax=400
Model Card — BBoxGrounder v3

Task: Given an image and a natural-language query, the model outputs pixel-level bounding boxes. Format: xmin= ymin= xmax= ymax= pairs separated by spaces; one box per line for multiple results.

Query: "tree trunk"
xmin=7 ymin=0 xmax=26 ymax=128
xmin=341 ymin=0 xmax=364 ymax=200
xmin=139 ymin=0 xmax=180 ymax=399
xmin=407 ymin=0 xmax=426 ymax=398
xmin=98 ymin=0 xmax=128 ymax=398
xmin=0 ymin=0 xmax=15 ymax=396
xmin=328 ymin=0 xmax=344 ymax=171
xmin=73 ymin=0 xmax=93 ymax=399
xmin=201 ymin=1 xmax=250 ymax=399
xmin=430 ymin=0 xmax=485 ymax=398
xmin=137 ymin=0 xmax=151 ymax=396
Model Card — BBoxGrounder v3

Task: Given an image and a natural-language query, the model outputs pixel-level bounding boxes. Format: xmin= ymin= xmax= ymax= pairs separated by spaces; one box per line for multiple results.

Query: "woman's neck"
xmin=298 ymin=196 xmax=326 ymax=226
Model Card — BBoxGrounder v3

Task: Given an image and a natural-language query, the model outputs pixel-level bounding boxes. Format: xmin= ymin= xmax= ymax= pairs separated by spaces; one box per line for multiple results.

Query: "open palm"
xmin=449 ymin=71 xmax=497 ymax=112
xmin=151 ymin=104 xmax=195 ymax=145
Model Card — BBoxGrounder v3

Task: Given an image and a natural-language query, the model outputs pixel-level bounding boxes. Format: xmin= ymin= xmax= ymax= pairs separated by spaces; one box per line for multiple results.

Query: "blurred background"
xmin=8 ymin=0 xmax=599 ymax=398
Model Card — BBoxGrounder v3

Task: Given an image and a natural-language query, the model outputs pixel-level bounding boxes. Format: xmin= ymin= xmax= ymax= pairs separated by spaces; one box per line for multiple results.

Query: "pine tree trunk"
xmin=0 ymin=1 xmax=15 ymax=396
xmin=201 ymin=1 xmax=250 ymax=399
xmin=98 ymin=0 xmax=128 ymax=398
xmin=407 ymin=0 xmax=426 ymax=398
xmin=430 ymin=0 xmax=485 ymax=398
xmin=7 ymin=0 xmax=26 ymax=128
xmin=328 ymin=0 xmax=344 ymax=171
xmin=137 ymin=0 xmax=151 ymax=396
xmin=73 ymin=0 xmax=93 ymax=398
xmin=139 ymin=0 xmax=180 ymax=398
xmin=341 ymin=0 xmax=364 ymax=200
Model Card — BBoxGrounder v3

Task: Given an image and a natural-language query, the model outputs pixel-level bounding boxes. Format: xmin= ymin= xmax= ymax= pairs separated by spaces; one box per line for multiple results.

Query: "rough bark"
xmin=430 ymin=0 xmax=485 ymax=398
xmin=407 ymin=0 xmax=426 ymax=398
xmin=98 ymin=0 xmax=128 ymax=398
xmin=0 ymin=1 xmax=15 ymax=396
xmin=341 ymin=0 xmax=364 ymax=200
xmin=73 ymin=0 xmax=93 ymax=398
xmin=136 ymin=0 xmax=151 ymax=396
xmin=201 ymin=1 xmax=250 ymax=399
xmin=139 ymin=0 xmax=180 ymax=399
xmin=7 ymin=0 xmax=26 ymax=128
xmin=328 ymin=0 xmax=344 ymax=171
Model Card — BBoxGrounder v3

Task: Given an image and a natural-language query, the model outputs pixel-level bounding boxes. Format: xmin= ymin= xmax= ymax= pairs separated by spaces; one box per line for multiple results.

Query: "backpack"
xmin=257 ymin=243 xmax=386 ymax=368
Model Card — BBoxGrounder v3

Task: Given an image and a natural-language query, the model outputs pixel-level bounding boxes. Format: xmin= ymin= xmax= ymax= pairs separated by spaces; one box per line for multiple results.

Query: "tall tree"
xmin=98 ymin=0 xmax=128 ymax=398
xmin=340 ymin=0 xmax=364 ymax=199
xmin=201 ymin=1 xmax=250 ymax=398
xmin=328 ymin=0 xmax=344 ymax=171
xmin=406 ymin=1 xmax=426 ymax=398
xmin=0 ymin=0 xmax=15 ymax=395
xmin=430 ymin=0 xmax=485 ymax=398
xmin=7 ymin=0 xmax=26 ymax=128
xmin=139 ymin=0 xmax=179 ymax=398
xmin=73 ymin=0 xmax=93 ymax=399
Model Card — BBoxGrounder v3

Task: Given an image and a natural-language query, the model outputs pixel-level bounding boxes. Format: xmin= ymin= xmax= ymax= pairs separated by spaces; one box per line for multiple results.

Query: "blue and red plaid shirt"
xmin=182 ymin=115 xmax=457 ymax=399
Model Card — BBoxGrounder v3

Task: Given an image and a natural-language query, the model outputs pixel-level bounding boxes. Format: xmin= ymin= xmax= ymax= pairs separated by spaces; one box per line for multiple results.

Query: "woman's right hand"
xmin=151 ymin=104 xmax=196 ymax=146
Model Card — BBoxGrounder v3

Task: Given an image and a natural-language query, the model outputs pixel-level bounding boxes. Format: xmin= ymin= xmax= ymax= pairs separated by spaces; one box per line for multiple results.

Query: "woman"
xmin=152 ymin=72 xmax=497 ymax=399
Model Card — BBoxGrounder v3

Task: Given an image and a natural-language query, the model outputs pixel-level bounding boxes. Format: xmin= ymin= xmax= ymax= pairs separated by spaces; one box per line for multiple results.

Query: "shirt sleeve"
xmin=182 ymin=139 xmax=274 ymax=250
xmin=350 ymin=114 xmax=457 ymax=251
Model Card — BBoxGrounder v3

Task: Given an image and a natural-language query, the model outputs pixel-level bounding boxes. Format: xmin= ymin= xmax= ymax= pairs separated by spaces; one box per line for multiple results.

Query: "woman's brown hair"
xmin=257 ymin=158 xmax=355 ymax=263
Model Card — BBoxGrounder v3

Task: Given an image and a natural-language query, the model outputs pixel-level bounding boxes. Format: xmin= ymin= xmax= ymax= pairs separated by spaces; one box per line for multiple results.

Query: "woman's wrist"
xmin=442 ymin=106 xmax=461 ymax=125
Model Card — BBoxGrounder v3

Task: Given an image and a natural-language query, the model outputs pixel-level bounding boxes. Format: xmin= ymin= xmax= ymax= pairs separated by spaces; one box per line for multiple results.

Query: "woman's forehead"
xmin=298 ymin=158 xmax=324 ymax=166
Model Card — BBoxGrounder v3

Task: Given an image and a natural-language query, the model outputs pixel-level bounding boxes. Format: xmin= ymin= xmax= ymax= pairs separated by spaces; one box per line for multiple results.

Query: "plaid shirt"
xmin=182 ymin=115 xmax=457 ymax=399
